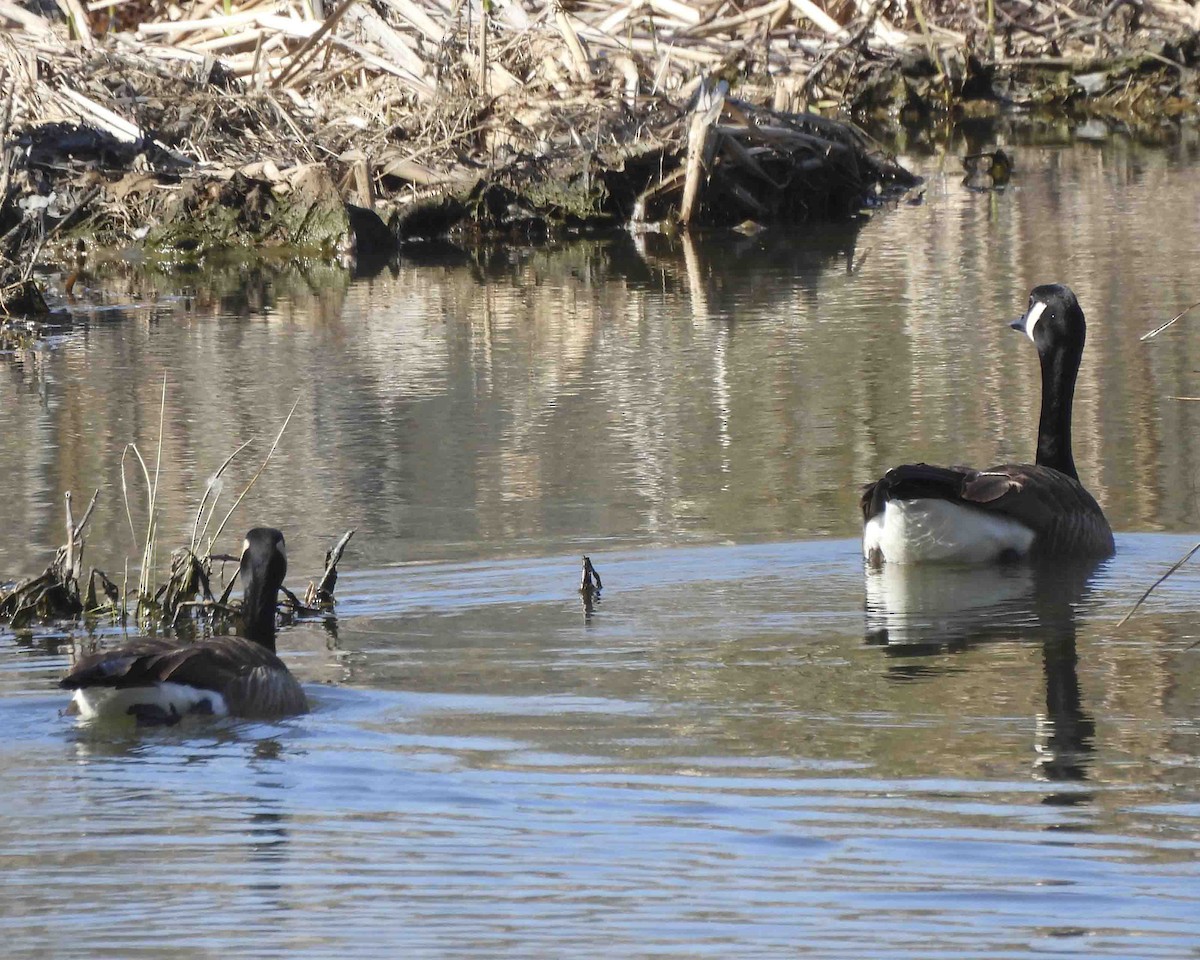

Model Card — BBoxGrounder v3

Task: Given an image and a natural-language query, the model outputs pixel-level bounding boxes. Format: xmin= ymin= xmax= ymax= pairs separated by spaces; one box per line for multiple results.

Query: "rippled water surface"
xmin=4 ymin=133 xmax=1200 ymax=957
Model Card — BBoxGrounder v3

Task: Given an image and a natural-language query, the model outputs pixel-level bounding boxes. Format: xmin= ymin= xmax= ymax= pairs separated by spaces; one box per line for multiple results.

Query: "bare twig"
xmin=1140 ymin=299 xmax=1200 ymax=341
xmin=64 ymin=491 xmax=76 ymax=581
xmin=1118 ymin=540 xmax=1200 ymax=627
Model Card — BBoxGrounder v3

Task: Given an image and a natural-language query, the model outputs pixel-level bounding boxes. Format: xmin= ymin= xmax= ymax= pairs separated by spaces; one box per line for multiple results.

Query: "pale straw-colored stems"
xmin=190 ymin=437 xmax=255 ymax=555
xmin=206 ymin=394 xmax=302 ymax=553
xmin=118 ymin=375 xmax=167 ymax=615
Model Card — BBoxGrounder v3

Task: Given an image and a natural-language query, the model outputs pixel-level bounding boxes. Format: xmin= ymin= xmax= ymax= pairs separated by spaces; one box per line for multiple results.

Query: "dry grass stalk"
xmin=1118 ymin=541 xmax=1200 ymax=628
xmin=1140 ymin=300 xmax=1200 ymax=341
xmin=207 ymin=394 xmax=301 ymax=551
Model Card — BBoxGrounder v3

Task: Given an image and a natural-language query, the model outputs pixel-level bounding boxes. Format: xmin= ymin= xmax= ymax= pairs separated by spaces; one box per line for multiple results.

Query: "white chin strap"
xmin=1022 ymin=300 xmax=1047 ymax=343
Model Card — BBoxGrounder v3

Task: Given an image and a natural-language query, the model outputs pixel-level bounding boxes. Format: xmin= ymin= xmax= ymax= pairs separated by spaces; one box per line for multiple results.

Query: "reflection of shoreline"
xmin=864 ymin=559 xmax=1107 ymax=789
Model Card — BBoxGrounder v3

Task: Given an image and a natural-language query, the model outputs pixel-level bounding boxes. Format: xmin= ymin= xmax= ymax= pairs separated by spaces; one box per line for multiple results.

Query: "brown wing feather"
xmin=223 ymin=664 xmax=309 ymax=718
xmin=862 ymin=461 xmax=1114 ymax=558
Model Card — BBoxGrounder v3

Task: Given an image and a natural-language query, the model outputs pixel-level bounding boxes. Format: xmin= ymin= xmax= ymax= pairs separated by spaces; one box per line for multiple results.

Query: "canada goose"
xmin=60 ymin=528 xmax=308 ymax=723
xmin=861 ymin=284 xmax=1114 ymax=565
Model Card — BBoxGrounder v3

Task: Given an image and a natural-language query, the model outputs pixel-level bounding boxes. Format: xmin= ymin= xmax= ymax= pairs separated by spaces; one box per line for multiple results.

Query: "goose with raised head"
xmin=61 ymin=527 xmax=308 ymax=723
xmin=861 ymin=284 xmax=1114 ymax=565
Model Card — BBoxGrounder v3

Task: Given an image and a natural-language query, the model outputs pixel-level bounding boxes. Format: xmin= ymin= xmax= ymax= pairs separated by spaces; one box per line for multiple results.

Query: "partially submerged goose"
xmin=61 ymin=527 xmax=308 ymax=723
xmin=861 ymin=284 xmax=1115 ymax=565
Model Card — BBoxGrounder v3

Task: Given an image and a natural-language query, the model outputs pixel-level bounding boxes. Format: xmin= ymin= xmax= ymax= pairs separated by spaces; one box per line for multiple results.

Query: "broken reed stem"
xmin=680 ymin=80 xmax=725 ymax=225
xmin=553 ymin=0 xmax=592 ymax=82
xmin=208 ymin=393 xmax=301 ymax=551
xmin=64 ymin=491 xmax=76 ymax=580
xmin=271 ymin=0 xmax=357 ymax=89
xmin=1117 ymin=539 xmax=1200 ymax=627
xmin=311 ymin=527 xmax=355 ymax=599
xmin=74 ymin=488 xmax=100 ymax=538
xmin=1140 ymin=300 xmax=1200 ymax=341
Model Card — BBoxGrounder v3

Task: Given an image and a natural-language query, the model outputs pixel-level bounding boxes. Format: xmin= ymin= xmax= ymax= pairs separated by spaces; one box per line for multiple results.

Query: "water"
xmin=4 ymin=132 xmax=1200 ymax=957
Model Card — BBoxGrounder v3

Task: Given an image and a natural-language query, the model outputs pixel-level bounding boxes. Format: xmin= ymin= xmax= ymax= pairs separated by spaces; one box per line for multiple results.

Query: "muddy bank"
xmin=2 ymin=0 xmax=1199 ymax=297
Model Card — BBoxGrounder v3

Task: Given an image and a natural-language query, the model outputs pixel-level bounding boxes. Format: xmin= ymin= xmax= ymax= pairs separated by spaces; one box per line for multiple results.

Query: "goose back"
xmin=60 ymin=635 xmax=309 ymax=719
xmin=861 ymin=462 xmax=1114 ymax=562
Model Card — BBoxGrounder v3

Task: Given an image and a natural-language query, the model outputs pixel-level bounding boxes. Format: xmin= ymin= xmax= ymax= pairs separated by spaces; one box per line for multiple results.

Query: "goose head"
xmin=239 ymin=527 xmax=288 ymax=643
xmin=1010 ymin=283 xmax=1086 ymax=357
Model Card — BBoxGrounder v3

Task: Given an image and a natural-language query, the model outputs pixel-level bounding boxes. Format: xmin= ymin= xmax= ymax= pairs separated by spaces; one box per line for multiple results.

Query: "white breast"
xmin=863 ymin=498 xmax=1035 ymax=564
xmin=73 ymin=683 xmax=229 ymax=721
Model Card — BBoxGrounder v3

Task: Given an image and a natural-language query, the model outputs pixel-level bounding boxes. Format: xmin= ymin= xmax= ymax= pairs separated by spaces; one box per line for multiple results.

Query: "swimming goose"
xmin=60 ymin=527 xmax=308 ymax=723
xmin=861 ymin=284 xmax=1114 ymax=565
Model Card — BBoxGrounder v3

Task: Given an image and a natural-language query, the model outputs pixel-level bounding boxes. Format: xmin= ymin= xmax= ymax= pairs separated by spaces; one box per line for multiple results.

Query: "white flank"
xmin=73 ymin=683 xmax=229 ymax=721
xmin=862 ymin=499 xmax=1035 ymax=564
xmin=1021 ymin=300 xmax=1047 ymax=343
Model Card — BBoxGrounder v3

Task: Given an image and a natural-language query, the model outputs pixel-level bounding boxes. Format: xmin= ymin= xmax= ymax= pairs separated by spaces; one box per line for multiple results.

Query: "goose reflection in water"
xmin=864 ymin=559 xmax=1106 ymax=791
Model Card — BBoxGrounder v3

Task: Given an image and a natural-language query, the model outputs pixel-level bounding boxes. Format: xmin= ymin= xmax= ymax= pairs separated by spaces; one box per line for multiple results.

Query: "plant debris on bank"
xmin=1 ymin=0 xmax=1199 ymax=293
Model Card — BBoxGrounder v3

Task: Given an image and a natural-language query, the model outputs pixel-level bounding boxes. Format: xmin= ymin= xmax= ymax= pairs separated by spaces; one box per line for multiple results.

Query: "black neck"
xmin=1035 ymin=343 xmax=1081 ymax=480
xmin=242 ymin=583 xmax=279 ymax=648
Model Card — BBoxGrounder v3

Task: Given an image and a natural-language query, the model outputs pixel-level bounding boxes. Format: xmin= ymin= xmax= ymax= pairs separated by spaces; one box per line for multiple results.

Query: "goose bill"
xmin=1011 ymin=300 xmax=1047 ymax=342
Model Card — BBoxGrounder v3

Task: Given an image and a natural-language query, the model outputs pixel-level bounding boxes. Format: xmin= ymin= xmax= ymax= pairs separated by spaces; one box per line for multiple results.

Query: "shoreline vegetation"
xmin=0 ymin=384 xmax=355 ymax=633
xmin=1 ymin=0 xmax=1199 ymax=308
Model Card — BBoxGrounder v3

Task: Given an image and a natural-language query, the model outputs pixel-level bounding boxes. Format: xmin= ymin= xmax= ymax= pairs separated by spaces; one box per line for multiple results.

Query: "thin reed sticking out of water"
xmin=1118 ymin=540 xmax=1200 ymax=628
xmin=1140 ymin=300 xmax=1200 ymax=341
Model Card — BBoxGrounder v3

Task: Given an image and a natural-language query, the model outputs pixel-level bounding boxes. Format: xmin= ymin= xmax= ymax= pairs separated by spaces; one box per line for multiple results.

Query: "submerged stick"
xmin=284 ymin=585 xmax=339 ymax=618
xmin=579 ymin=555 xmax=602 ymax=615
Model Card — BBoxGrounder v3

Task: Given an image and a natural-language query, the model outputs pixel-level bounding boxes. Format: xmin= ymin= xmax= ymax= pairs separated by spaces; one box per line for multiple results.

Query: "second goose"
xmin=60 ymin=527 xmax=308 ymax=723
xmin=861 ymin=284 xmax=1115 ymax=565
